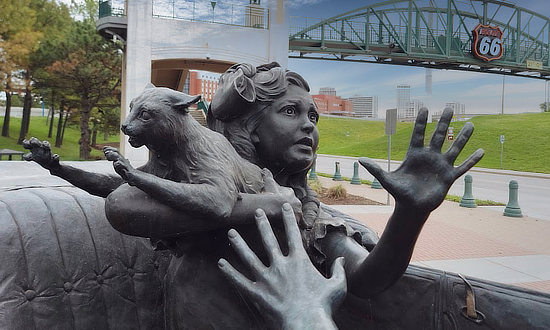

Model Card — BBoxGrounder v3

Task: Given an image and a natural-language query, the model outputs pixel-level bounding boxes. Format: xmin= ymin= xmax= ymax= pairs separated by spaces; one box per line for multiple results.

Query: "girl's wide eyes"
xmin=308 ymin=112 xmax=318 ymax=122
xmin=140 ymin=111 xmax=151 ymax=120
xmin=283 ymin=106 xmax=296 ymax=115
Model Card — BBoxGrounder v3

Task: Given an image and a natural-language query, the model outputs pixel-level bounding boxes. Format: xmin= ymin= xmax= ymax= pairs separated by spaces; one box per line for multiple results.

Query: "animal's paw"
xmin=261 ymin=168 xmax=303 ymax=224
xmin=103 ymin=147 xmax=136 ymax=184
xmin=22 ymin=137 xmax=60 ymax=170
xmin=103 ymin=146 xmax=124 ymax=161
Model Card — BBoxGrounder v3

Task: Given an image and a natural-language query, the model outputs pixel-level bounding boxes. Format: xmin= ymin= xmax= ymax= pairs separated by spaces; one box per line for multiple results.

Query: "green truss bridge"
xmin=289 ymin=0 xmax=550 ymax=80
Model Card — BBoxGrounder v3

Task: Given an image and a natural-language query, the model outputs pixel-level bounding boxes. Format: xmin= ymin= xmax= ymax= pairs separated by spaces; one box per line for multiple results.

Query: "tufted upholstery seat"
xmin=2 ymin=186 xmax=549 ymax=329
xmin=0 ymin=186 xmax=169 ymax=330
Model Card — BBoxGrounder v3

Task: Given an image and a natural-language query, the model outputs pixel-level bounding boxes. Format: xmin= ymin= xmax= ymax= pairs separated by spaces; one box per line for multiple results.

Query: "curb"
xmin=318 ymin=154 xmax=550 ymax=180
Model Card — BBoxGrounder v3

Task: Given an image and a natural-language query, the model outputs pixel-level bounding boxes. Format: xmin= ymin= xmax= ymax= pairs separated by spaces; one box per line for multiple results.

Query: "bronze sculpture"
xmin=21 ymin=62 xmax=488 ymax=329
xmin=219 ymin=204 xmax=346 ymax=329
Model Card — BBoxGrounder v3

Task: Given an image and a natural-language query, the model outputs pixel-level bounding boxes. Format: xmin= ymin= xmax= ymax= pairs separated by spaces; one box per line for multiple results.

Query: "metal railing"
xmin=290 ymin=13 xmax=549 ymax=64
xmin=152 ymin=0 xmax=269 ymax=29
xmin=99 ymin=0 xmax=126 ymax=18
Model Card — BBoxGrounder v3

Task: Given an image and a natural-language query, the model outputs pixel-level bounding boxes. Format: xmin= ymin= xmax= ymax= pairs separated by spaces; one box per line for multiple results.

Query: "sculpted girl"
xmin=24 ymin=62 xmax=483 ymax=329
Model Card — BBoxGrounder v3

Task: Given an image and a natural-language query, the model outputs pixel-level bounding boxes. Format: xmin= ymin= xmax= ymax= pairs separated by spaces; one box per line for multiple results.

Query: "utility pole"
xmin=385 ymin=108 xmax=397 ymax=206
xmin=545 ymin=80 xmax=549 ymax=112
xmin=501 ymin=75 xmax=505 ymax=114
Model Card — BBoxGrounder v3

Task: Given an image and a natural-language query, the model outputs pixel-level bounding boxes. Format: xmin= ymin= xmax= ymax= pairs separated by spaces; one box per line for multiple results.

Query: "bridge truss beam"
xmin=289 ymin=0 xmax=550 ymax=80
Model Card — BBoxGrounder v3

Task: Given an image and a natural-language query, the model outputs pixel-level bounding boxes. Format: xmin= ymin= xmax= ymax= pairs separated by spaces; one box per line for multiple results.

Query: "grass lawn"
xmin=317 ymin=112 xmax=550 ymax=173
xmin=2 ymin=112 xmax=548 ymax=173
xmin=0 ymin=116 xmax=119 ymax=161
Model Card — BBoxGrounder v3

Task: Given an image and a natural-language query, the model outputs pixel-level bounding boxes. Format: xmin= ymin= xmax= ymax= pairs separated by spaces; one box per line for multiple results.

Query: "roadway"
xmin=316 ymin=154 xmax=550 ymax=221
xmin=1 ymin=156 xmax=548 ymax=221
xmin=0 ymin=107 xmax=46 ymax=118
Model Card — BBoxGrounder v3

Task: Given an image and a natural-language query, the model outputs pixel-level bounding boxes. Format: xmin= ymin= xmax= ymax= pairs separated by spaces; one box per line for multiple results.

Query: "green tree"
xmin=46 ymin=19 xmax=121 ymax=159
xmin=0 ymin=0 xmax=72 ymax=143
xmin=0 ymin=0 xmax=41 ymax=137
xmin=540 ymin=102 xmax=550 ymax=112
xmin=15 ymin=0 xmax=72 ymax=144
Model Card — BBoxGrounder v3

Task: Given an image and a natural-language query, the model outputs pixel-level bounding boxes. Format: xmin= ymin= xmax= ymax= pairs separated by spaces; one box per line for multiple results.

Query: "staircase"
xmin=189 ymin=109 xmax=207 ymax=127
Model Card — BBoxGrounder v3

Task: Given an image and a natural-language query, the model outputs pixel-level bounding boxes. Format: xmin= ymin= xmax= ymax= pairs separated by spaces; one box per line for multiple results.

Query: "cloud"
xmin=286 ymin=0 xmax=327 ymax=9
xmin=462 ymin=80 xmax=545 ymax=98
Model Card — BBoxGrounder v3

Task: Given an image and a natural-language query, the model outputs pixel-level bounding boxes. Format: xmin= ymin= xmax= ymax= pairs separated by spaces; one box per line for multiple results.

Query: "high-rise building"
xmin=183 ymin=71 xmax=220 ymax=103
xmin=445 ymin=102 xmax=466 ymax=115
xmin=397 ymin=84 xmax=411 ymax=118
xmin=319 ymin=87 xmax=337 ymax=96
xmin=349 ymin=96 xmax=378 ymax=118
xmin=407 ymin=99 xmax=424 ymax=118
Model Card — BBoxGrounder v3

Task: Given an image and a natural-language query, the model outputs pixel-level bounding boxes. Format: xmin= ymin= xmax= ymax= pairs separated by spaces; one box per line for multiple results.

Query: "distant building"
xmin=312 ymin=93 xmax=353 ymax=116
xmin=318 ymin=87 xmax=337 ymax=96
xmin=406 ymin=99 xmax=424 ymax=118
xmin=349 ymin=96 xmax=378 ymax=118
xmin=445 ymin=102 xmax=466 ymax=115
xmin=184 ymin=71 xmax=220 ymax=103
xmin=397 ymin=84 xmax=412 ymax=118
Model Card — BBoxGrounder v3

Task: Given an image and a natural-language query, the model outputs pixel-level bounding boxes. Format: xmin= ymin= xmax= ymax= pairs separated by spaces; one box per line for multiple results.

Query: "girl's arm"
xmin=105 ymin=184 xmax=301 ymax=237
xmin=103 ymin=161 xmax=301 ymax=238
xmin=321 ymin=108 xmax=484 ymax=298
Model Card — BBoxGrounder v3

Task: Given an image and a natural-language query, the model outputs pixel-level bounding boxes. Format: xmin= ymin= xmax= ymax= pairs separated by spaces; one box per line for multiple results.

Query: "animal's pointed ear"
xmin=144 ymin=83 xmax=156 ymax=90
xmin=188 ymin=95 xmax=201 ymax=105
xmin=174 ymin=95 xmax=201 ymax=113
xmin=251 ymin=130 xmax=260 ymax=144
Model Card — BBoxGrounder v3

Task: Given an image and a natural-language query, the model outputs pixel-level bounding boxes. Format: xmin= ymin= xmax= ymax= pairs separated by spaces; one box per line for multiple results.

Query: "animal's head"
xmin=122 ymin=84 xmax=201 ymax=148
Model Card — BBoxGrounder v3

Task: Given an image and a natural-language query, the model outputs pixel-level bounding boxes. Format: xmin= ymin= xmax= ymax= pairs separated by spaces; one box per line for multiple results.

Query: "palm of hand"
xmin=388 ymin=149 xmax=457 ymax=212
xmin=360 ymin=108 xmax=484 ymax=214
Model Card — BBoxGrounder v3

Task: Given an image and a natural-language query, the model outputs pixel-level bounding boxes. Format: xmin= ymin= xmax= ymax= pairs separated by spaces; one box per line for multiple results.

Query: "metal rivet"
xmin=24 ymin=289 xmax=36 ymax=301
xmin=128 ymin=268 xmax=135 ymax=277
xmin=63 ymin=282 xmax=73 ymax=292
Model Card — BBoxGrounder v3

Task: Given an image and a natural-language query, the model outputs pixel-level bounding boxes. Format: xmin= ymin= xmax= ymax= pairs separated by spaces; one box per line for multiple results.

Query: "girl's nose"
xmin=301 ymin=118 xmax=314 ymax=133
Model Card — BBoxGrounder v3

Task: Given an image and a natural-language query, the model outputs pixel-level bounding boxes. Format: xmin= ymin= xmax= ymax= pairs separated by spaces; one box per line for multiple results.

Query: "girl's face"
xmin=253 ymin=85 xmax=319 ymax=175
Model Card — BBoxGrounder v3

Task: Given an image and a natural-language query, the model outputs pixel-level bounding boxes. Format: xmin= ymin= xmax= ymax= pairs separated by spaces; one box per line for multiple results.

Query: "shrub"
xmin=327 ymin=184 xmax=347 ymax=199
xmin=308 ymin=179 xmax=324 ymax=195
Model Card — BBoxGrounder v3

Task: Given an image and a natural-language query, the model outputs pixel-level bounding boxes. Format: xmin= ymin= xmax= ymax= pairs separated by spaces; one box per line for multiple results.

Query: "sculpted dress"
xmin=163 ymin=207 xmax=378 ymax=329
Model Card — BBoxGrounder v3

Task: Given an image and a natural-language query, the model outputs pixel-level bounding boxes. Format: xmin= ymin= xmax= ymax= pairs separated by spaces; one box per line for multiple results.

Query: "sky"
xmin=51 ymin=0 xmax=549 ymax=116
xmin=284 ymin=0 xmax=550 ymax=116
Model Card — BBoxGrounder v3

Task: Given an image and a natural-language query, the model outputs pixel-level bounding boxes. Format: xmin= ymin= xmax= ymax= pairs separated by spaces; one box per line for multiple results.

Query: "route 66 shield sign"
xmin=472 ymin=23 xmax=503 ymax=62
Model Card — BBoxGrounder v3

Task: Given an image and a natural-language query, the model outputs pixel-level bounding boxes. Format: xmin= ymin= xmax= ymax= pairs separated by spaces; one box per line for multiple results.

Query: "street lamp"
xmin=211 ymin=1 xmax=216 ymax=22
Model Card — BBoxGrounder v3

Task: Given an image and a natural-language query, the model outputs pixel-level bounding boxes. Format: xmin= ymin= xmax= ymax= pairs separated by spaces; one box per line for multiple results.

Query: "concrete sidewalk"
xmin=319 ymin=176 xmax=550 ymax=294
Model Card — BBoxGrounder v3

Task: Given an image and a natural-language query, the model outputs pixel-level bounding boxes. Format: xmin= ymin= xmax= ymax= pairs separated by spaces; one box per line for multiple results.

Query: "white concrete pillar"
xmin=268 ymin=0 xmax=289 ymax=68
xmin=122 ymin=0 xmax=153 ymax=165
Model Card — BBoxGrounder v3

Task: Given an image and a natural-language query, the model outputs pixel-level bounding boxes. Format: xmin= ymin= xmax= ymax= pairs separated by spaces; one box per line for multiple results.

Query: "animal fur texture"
xmin=105 ymin=86 xmax=265 ymax=220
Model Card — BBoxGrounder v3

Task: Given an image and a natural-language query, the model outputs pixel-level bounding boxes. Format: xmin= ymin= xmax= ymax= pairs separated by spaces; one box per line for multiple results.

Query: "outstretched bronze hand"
xmin=219 ymin=204 xmax=345 ymax=330
xmin=359 ymin=108 xmax=484 ymax=214
xmin=342 ymin=108 xmax=484 ymax=298
xmin=22 ymin=137 xmax=61 ymax=171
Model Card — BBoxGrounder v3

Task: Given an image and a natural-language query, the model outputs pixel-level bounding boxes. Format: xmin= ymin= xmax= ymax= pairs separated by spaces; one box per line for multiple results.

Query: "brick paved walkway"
xmin=318 ymin=176 xmax=550 ymax=294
